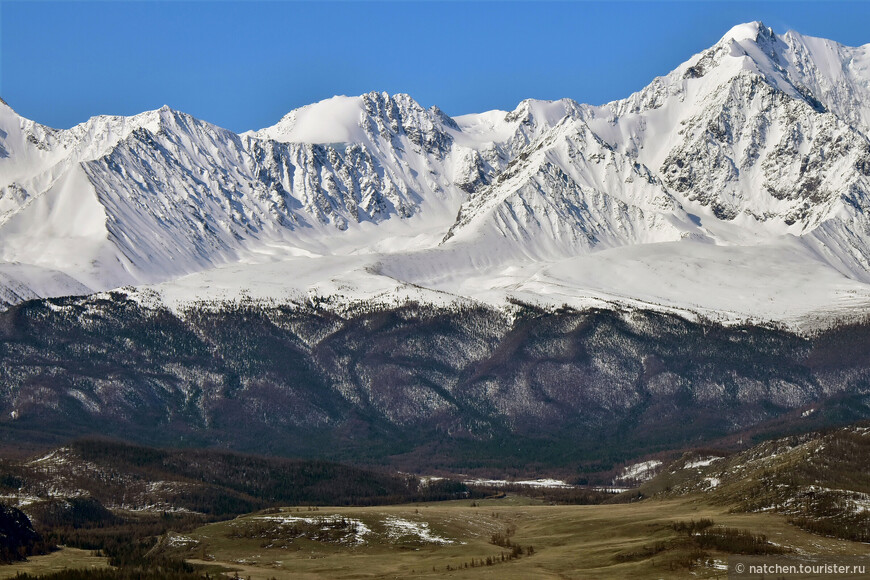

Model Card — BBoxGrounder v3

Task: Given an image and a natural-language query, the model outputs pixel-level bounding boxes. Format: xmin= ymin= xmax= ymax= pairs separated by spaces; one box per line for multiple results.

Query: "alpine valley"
xmin=3 ymin=21 xmax=870 ymax=473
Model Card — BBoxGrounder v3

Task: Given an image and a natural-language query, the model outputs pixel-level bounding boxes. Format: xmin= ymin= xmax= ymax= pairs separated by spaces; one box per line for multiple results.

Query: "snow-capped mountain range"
xmin=3 ymin=21 xmax=870 ymax=326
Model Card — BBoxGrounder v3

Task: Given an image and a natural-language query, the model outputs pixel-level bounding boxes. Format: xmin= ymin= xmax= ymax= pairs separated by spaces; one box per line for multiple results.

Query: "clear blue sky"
xmin=1 ymin=1 xmax=868 ymax=132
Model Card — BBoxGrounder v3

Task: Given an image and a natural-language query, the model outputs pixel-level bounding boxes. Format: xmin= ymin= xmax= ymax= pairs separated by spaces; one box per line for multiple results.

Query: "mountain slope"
xmin=440 ymin=118 xmax=693 ymax=258
xmin=581 ymin=22 xmax=870 ymax=279
xmin=640 ymin=421 xmax=870 ymax=543
xmin=3 ymin=293 xmax=870 ymax=470
xmin=2 ymin=23 xmax=870 ymax=326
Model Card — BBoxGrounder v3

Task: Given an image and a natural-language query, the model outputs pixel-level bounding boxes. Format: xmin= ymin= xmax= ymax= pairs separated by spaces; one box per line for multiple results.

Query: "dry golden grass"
xmin=0 ymin=547 xmax=111 ymax=579
xmin=160 ymin=494 xmax=870 ymax=579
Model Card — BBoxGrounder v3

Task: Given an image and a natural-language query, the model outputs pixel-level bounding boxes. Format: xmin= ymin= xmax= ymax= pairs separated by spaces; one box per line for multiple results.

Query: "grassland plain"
xmin=150 ymin=495 xmax=870 ymax=579
xmin=0 ymin=547 xmax=110 ymax=579
xmin=3 ymin=426 xmax=869 ymax=579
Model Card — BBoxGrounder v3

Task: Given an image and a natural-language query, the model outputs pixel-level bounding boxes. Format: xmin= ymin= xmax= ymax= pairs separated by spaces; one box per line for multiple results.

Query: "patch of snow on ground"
xmin=27 ymin=449 xmax=68 ymax=465
xmin=686 ymin=456 xmax=723 ymax=469
xmin=615 ymin=459 xmax=662 ymax=484
xmin=167 ymin=534 xmax=198 ymax=548
xmin=462 ymin=477 xmax=573 ymax=488
xmin=128 ymin=504 xmax=197 ymax=513
xmin=710 ymin=559 xmax=728 ymax=570
xmin=383 ymin=517 xmax=456 ymax=545
xmin=514 ymin=478 xmax=574 ymax=488
xmin=256 ymin=514 xmax=371 ymax=544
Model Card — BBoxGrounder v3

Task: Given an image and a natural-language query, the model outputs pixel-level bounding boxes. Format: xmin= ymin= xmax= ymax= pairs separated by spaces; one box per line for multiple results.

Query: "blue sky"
xmin=1 ymin=1 xmax=868 ymax=132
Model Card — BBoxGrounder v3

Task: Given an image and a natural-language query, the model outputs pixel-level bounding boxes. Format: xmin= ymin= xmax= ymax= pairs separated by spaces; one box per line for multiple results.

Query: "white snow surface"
xmin=251 ymin=513 xmax=457 ymax=545
xmin=686 ymin=456 xmax=724 ymax=469
xmin=615 ymin=460 xmax=663 ymax=484
xmin=705 ymin=477 xmax=722 ymax=489
xmin=4 ymin=23 xmax=870 ymax=328
xmin=462 ymin=477 xmax=573 ymax=489
xmin=255 ymin=96 xmax=367 ymax=144
xmin=256 ymin=514 xmax=371 ymax=545
xmin=383 ymin=517 xmax=456 ymax=544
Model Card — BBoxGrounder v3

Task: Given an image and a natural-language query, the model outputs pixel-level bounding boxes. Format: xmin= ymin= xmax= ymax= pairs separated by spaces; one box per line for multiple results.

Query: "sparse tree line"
xmin=617 ymin=519 xmax=786 ymax=572
xmin=432 ymin=525 xmax=536 ymax=573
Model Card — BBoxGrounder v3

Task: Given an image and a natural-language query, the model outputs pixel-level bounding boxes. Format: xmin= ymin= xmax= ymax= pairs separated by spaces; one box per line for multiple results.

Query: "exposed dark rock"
xmin=0 ymin=503 xmax=44 ymax=562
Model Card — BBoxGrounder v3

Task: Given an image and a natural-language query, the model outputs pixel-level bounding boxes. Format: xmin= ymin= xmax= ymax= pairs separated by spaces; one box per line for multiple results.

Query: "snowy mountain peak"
xmin=3 ymin=23 xmax=870 ymax=326
xmin=254 ymin=91 xmax=454 ymax=149
xmin=504 ymin=98 xmax=583 ymax=125
xmin=257 ymin=95 xmax=366 ymax=144
xmin=719 ymin=20 xmax=771 ymax=44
